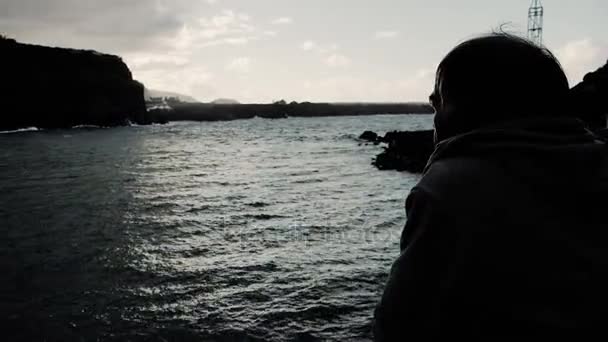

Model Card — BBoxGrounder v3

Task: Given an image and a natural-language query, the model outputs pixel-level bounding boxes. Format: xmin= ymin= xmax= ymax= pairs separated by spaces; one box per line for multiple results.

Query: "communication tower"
xmin=528 ymin=0 xmax=544 ymax=45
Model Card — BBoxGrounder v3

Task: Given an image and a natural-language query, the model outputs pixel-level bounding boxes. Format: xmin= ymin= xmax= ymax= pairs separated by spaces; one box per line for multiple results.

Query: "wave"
xmin=0 ymin=127 xmax=40 ymax=134
xmin=246 ymin=201 xmax=271 ymax=208
xmin=292 ymin=178 xmax=326 ymax=184
xmin=72 ymin=124 xmax=106 ymax=129
xmin=185 ymin=204 xmax=213 ymax=213
xmin=242 ymin=213 xmax=288 ymax=220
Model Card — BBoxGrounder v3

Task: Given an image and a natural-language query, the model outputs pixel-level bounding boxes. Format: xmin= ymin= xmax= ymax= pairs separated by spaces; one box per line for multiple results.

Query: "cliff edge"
xmin=570 ymin=60 xmax=608 ymax=129
xmin=0 ymin=37 xmax=146 ymax=130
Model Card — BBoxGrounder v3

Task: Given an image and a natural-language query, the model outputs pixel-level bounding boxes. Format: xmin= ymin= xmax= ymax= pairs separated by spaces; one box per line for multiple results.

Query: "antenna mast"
xmin=528 ymin=0 xmax=544 ymax=45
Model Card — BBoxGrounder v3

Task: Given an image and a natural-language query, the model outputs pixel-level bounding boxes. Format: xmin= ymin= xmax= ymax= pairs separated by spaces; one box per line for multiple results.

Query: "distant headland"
xmin=3 ymin=35 xmax=605 ymax=135
xmin=0 ymin=36 xmax=433 ymax=131
xmin=144 ymin=101 xmax=434 ymax=123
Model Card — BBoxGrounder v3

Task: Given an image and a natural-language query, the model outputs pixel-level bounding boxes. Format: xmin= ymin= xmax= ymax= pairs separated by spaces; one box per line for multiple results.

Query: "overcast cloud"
xmin=1 ymin=0 xmax=607 ymax=102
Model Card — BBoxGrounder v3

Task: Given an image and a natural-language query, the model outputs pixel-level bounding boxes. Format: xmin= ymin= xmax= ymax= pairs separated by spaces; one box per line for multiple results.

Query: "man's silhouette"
xmin=374 ymin=33 xmax=608 ymax=340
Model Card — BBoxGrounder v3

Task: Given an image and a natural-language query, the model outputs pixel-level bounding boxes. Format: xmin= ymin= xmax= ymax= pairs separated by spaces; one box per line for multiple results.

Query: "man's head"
xmin=431 ymin=33 xmax=570 ymax=142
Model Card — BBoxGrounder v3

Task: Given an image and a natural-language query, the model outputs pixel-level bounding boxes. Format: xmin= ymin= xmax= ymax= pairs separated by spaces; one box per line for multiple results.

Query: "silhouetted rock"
xmin=359 ymin=131 xmax=379 ymax=142
xmin=0 ymin=37 xmax=146 ymax=130
xmin=366 ymin=130 xmax=435 ymax=173
xmin=570 ymin=60 xmax=608 ymax=129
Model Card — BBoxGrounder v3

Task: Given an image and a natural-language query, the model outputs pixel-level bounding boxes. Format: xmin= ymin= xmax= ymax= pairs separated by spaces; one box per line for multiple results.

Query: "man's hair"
xmin=434 ymin=33 xmax=570 ymax=125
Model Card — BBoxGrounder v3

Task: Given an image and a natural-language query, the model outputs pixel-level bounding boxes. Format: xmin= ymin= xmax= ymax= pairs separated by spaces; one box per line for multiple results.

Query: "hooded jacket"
xmin=374 ymin=117 xmax=608 ymax=340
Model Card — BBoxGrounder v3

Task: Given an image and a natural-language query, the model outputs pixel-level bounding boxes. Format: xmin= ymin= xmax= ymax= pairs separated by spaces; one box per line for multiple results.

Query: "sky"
xmin=1 ymin=0 xmax=607 ymax=103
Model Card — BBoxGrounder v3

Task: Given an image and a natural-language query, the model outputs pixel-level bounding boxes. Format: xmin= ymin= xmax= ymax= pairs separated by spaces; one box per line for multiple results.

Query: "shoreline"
xmin=144 ymin=101 xmax=434 ymax=124
xmin=0 ymin=113 xmax=433 ymax=134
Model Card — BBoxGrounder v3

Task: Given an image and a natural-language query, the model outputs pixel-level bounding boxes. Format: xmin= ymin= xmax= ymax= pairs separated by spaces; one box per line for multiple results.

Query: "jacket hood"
xmin=425 ymin=117 xmax=608 ymax=197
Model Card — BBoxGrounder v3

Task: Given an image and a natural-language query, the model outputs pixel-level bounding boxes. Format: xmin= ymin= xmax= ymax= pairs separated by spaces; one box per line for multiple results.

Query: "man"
xmin=374 ymin=34 xmax=608 ymax=340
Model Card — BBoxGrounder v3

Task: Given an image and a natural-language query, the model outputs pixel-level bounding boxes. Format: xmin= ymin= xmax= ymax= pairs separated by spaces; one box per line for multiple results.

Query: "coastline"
xmin=145 ymin=101 xmax=434 ymax=123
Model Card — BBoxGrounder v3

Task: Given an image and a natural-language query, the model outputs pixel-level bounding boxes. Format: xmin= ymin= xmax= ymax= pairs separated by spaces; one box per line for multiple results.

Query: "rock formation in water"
xmin=360 ymin=130 xmax=435 ymax=173
xmin=0 ymin=37 xmax=147 ymax=130
xmin=359 ymin=131 xmax=379 ymax=142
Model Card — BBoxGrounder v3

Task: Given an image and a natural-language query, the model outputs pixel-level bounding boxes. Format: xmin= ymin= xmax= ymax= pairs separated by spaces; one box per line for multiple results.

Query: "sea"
xmin=0 ymin=114 xmax=433 ymax=341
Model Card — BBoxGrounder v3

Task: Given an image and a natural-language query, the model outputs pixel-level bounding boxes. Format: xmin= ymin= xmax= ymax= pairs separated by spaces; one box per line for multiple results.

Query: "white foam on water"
xmin=0 ymin=127 xmax=39 ymax=134
xmin=72 ymin=125 xmax=105 ymax=129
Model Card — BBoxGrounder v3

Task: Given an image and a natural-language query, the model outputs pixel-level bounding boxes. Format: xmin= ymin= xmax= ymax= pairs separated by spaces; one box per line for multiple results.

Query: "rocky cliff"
xmin=570 ymin=60 xmax=608 ymax=129
xmin=0 ymin=37 xmax=146 ymax=130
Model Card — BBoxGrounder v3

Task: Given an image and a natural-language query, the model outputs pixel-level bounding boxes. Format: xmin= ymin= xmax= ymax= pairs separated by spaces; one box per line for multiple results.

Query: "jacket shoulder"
xmin=415 ymin=157 xmax=516 ymax=211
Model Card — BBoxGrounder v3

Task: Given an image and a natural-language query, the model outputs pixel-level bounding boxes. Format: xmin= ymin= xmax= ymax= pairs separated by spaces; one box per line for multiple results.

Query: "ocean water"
xmin=0 ymin=114 xmax=433 ymax=341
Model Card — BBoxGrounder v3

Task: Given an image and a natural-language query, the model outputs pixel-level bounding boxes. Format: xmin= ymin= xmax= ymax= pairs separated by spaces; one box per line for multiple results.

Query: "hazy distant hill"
xmin=144 ymin=88 xmax=199 ymax=103
xmin=144 ymin=101 xmax=435 ymax=123
xmin=211 ymin=98 xmax=241 ymax=105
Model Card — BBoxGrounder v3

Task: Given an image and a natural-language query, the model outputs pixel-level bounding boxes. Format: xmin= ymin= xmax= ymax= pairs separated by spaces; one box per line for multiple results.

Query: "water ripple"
xmin=0 ymin=115 xmax=432 ymax=341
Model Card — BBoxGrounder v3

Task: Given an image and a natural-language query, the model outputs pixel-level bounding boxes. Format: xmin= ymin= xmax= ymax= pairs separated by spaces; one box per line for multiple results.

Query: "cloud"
xmin=556 ymin=38 xmax=608 ymax=85
xmin=374 ymin=30 xmax=399 ymax=39
xmin=299 ymin=67 xmax=435 ymax=102
xmin=0 ymin=0 xmax=197 ymax=52
xmin=300 ymin=40 xmax=316 ymax=51
xmin=0 ymin=0 xmax=435 ymax=103
xmin=300 ymin=40 xmax=338 ymax=54
xmin=0 ymin=1 xmax=271 ymax=56
xmin=126 ymin=54 xmax=190 ymax=71
xmin=134 ymin=64 xmax=216 ymax=100
xmin=0 ymin=0 xmax=288 ymax=100
xmin=151 ymin=9 xmax=274 ymax=51
xmin=397 ymin=67 xmax=436 ymax=92
xmin=272 ymin=17 xmax=293 ymax=25
xmin=299 ymin=77 xmax=394 ymax=102
xmin=325 ymin=54 xmax=352 ymax=68
xmin=226 ymin=57 xmax=251 ymax=73
xmin=300 ymin=40 xmax=347 ymax=67
xmin=197 ymin=10 xmax=254 ymax=40
xmin=222 ymin=37 xmax=249 ymax=45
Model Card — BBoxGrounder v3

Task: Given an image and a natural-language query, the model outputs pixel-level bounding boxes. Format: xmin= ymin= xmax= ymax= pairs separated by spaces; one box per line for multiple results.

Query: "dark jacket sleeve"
xmin=373 ymin=186 xmax=465 ymax=341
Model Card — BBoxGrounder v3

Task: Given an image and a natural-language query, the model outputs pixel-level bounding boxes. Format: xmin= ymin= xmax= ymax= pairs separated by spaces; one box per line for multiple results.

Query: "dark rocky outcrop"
xmin=367 ymin=130 xmax=435 ymax=173
xmin=359 ymin=131 xmax=379 ymax=142
xmin=0 ymin=37 xmax=147 ymax=130
xmin=570 ymin=60 xmax=608 ymax=129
